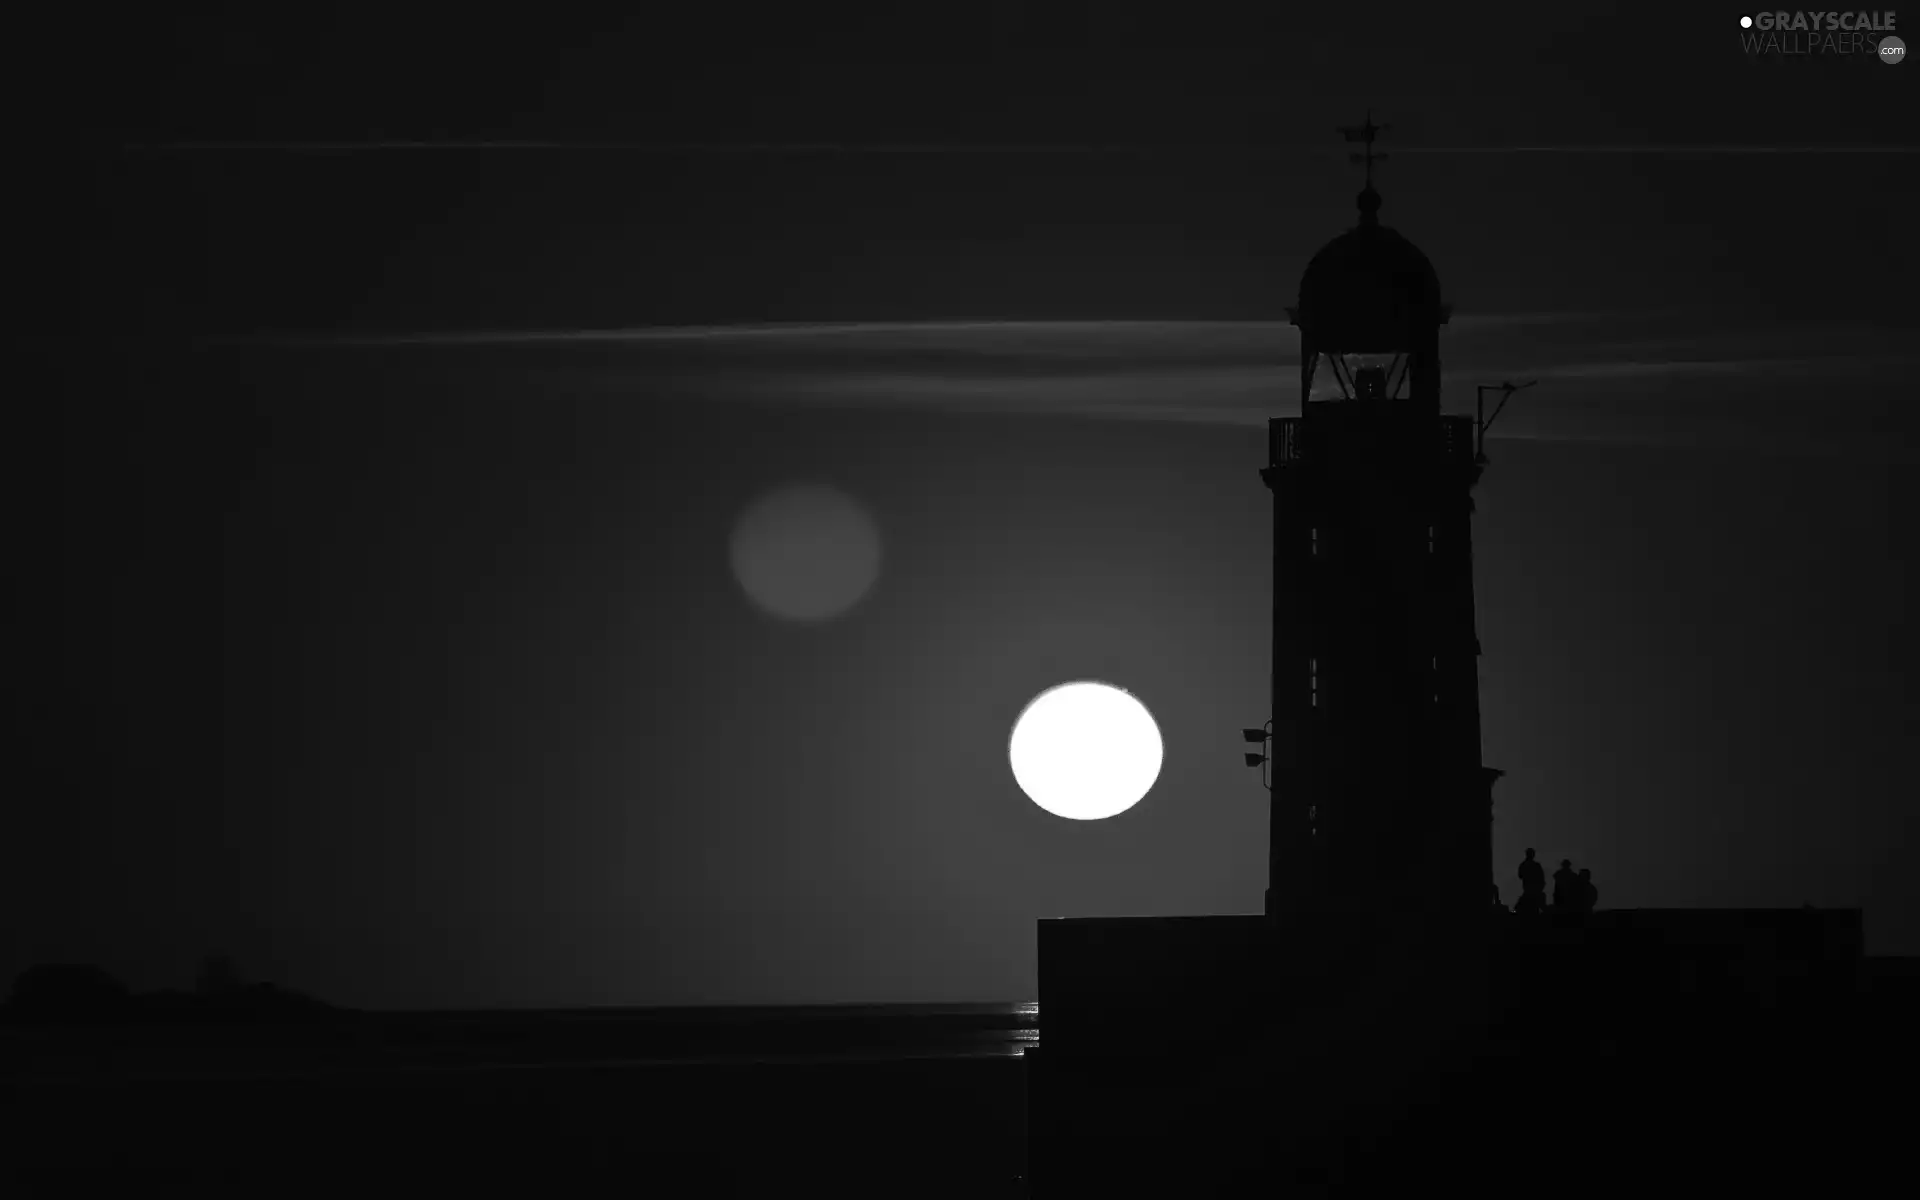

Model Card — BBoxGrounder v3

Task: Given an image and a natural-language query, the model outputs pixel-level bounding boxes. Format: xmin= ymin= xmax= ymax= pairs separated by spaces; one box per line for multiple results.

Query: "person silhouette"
xmin=1578 ymin=868 xmax=1597 ymax=913
xmin=1517 ymin=849 xmax=1546 ymax=916
xmin=1551 ymin=860 xmax=1578 ymax=911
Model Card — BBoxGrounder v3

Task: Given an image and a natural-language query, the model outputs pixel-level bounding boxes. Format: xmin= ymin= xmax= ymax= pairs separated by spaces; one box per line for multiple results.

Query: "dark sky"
xmin=29 ymin=5 xmax=1919 ymax=1008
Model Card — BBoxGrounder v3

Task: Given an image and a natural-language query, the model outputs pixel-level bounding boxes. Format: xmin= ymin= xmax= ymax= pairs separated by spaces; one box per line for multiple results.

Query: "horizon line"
xmin=119 ymin=141 xmax=1920 ymax=156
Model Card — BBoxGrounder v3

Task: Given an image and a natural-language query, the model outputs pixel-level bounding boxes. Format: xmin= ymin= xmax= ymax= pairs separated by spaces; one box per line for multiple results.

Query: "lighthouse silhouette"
xmin=1026 ymin=116 xmax=1872 ymax=1198
xmin=1264 ymin=111 xmax=1499 ymax=932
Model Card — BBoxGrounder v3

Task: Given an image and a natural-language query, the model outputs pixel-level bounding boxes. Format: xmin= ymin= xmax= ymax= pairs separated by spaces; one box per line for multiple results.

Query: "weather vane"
xmin=1338 ymin=110 xmax=1390 ymax=188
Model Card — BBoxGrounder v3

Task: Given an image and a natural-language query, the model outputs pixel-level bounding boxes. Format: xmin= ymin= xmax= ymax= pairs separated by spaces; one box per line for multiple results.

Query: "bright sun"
xmin=1008 ymin=681 xmax=1164 ymax=821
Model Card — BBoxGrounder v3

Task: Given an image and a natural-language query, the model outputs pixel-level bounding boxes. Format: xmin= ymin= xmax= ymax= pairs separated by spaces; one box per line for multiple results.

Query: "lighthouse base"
xmin=1029 ymin=908 xmax=1880 ymax=1197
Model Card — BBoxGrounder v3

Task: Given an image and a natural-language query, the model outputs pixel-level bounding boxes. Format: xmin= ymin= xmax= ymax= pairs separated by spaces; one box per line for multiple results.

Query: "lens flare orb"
xmin=729 ymin=483 xmax=882 ymax=623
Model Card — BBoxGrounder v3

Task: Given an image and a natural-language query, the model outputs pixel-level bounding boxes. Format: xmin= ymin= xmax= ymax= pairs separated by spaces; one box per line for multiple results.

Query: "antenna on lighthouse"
xmin=1338 ymin=110 xmax=1391 ymax=188
xmin=1476 ymin=380 xmax=1540 ymax=459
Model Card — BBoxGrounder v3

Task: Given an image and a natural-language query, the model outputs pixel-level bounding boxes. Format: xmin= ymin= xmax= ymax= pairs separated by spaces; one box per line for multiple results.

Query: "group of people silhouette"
xmin=1497 ymin=848 xmax=1598 ymax=915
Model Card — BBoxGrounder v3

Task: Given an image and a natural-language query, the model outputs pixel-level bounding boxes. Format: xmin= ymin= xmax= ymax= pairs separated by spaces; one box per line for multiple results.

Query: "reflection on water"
xmin=1011 ymin=1001 xmax=1040 ymax=1052
xmin=11 ymin=1004 xmax=1042 ymax=1190
xmin=13 ymin=1001 xmax=1045 ymax=1084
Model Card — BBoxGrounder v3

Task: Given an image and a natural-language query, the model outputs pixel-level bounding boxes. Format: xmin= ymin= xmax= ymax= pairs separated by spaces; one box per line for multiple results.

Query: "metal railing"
xmin=1269 ymin=414 xmax=1478 ymax=469
xmin=1269 ymin=417 xmax=1307 ymax=466
xmin=1438 ymin=415 xmax=1476 ymax=466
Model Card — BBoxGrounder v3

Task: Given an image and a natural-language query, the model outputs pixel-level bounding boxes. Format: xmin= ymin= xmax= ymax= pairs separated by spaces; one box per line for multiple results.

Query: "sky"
xmin=28 ymin=5 xmax=1919 ymax=1008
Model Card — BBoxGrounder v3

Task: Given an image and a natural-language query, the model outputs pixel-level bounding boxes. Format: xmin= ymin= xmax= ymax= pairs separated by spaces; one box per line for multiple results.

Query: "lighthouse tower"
xmin=1031 ymin=117 xmax=1874 ymax=1198
xmin=1261 ymin=117 xmax=1500 ymax=934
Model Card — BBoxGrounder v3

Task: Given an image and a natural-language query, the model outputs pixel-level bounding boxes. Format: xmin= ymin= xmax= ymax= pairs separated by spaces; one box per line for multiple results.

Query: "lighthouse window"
xmin=1311 ymin=528 xmax=1319 ymax=557
xmin=1310 ymin=657 xmax=1319 ymax=707
xmin=1428 ymin=525 xmax=1435 ymax=554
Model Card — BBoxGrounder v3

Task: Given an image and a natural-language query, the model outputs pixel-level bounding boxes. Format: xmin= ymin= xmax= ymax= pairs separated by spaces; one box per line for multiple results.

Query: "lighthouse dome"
xmin=1294 ymin=185 xmax=1446 ymax=354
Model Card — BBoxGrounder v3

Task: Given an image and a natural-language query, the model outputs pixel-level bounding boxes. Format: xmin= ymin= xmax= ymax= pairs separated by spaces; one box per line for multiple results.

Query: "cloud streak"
xmin=200 ymin=316 xmax=1920 ymax=460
